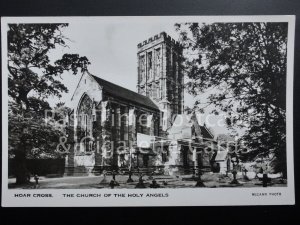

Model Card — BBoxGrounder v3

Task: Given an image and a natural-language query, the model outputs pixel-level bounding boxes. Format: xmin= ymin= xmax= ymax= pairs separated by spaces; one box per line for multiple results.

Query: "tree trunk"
xmin=14 ymin=148 xmax=29 ymax=184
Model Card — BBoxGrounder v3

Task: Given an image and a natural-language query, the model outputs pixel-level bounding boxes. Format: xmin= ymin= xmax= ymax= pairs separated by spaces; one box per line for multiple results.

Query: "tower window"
xmin=155 ymin=48 xmax=161 ymax=78
xmin=148 ymin=52 xmax=152 ymax=69
xmin=140 ymin=55 xmax=145 ymax=82
xmin=148 ymin=52 xmax=153 ymax=80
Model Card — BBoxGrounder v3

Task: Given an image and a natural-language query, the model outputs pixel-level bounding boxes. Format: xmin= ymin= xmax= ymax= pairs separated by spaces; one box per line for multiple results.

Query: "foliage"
xmin=176 ymin=22 xmax=287 ymax=175
xmin=8 ymin=23 xmax=90 ymax=110
xmin=8 ymin=102 xmax=64 ymax=159
xmin=7 ymin=23 xmax=90 ymax=183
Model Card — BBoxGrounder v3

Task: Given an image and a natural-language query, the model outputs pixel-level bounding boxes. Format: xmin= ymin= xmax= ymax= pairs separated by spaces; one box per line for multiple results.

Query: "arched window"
xmin=77 ymin=94 xmax=93 ymax=153
xmin=148 ymin=52 xmax=153 ymax=80
xmin=140 ymin=55 xmax=146 ymax=82
xmin=155 ymin=48 xmax=161 ymax=78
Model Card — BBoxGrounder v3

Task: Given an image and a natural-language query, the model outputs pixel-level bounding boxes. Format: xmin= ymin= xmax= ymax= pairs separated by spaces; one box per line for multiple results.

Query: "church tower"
xmin=137 ymin=32 xmax=184 ymax=131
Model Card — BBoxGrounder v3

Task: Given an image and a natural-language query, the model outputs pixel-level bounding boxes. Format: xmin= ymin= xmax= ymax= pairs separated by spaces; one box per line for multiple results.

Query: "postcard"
xmin=1 ymin=16 xmax=295 ymax=206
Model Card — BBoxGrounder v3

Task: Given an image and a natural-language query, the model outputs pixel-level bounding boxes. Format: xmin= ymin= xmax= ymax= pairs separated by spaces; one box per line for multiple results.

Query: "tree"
xmin=176 ymin=22 xmax=287 ymax=177
xmin=8 ymin=24 xmax=90 ymax=184
xmin=9 ymin=102 xmax=64 ymax=184
xmin=8 ymin=24 xmax=90 ymax=111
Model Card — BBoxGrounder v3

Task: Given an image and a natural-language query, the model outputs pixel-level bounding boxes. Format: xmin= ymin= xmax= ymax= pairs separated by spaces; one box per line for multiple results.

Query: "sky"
xmin=46 ymin=20 xmax=231 ymax=136
xmin=48 ymin=20 xmax=180 ymax=103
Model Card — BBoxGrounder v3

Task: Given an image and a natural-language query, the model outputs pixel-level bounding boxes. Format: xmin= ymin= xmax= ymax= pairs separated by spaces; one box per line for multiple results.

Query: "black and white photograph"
xmin=1 ymin=16 xmax=295 ymax=206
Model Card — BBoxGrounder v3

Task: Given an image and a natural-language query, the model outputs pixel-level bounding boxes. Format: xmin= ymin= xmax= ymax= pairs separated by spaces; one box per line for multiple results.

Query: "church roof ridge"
xmin=88 ymin=73 xmax=159 ymax=110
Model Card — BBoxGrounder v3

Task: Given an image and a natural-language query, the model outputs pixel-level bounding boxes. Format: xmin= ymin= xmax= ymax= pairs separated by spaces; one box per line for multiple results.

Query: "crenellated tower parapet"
xmin=137 ymin=32 xmax=184 ymax=131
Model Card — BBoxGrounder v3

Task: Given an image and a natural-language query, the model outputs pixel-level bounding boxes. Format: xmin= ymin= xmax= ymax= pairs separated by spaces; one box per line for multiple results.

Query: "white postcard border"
xmin=1 ymin=16 xmax=295 ymax=207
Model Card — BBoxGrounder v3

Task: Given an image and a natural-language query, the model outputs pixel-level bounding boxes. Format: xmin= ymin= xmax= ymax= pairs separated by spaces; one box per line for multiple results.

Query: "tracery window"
xmin=77 ymin=94 xmax=93 ymax=153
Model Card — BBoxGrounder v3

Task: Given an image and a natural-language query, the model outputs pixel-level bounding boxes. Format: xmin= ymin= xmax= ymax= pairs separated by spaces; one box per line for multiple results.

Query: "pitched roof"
xmin=168 ymin=114 xmax=214 ymax=140
xmin=199 ymin=126 xmax=214 ymax=140
xmin=90 ymin=73 xmax=159 ymax=110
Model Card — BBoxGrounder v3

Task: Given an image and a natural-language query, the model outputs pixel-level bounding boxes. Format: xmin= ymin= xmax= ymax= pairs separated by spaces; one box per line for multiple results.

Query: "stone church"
xmin=65 ymin=32 xmax=217 ymax=176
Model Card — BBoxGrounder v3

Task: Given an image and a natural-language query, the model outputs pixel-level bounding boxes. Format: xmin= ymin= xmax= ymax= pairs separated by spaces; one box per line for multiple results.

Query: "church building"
xmin=65 ymin=32 xmax=216 ymax=176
